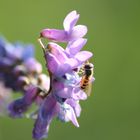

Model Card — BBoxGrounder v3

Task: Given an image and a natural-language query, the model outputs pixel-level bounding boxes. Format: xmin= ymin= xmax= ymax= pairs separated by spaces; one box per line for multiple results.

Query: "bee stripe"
xmin=83 ymin=83 xmax=88 ymax=86
xmin=84 ymin=77 xmax=89 ymax=81
xmin=81 ymin=86 xmax=86 ymax=89
xmin=84 ymin=80 xmax=88 ymax=83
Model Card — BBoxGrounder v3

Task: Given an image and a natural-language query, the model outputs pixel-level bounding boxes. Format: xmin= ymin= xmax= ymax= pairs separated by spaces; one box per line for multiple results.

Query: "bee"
xmin=80 ymin=62 xmax=94 ymax=96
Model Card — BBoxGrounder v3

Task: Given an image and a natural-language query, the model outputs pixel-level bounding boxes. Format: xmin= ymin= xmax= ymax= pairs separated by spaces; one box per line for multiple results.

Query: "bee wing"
xmin=84 ymin=82 xmax=93 ymax=96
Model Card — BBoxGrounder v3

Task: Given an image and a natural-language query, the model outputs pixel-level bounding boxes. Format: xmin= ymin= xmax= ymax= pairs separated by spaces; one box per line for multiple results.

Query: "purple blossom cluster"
xmin=0 ymin=11 xmax=94 ymax=140
xmin=0 ymin=37 xmax=49 ymax=117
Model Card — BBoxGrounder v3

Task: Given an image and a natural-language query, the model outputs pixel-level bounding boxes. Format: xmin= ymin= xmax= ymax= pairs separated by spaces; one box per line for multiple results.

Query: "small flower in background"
xmin=0 ymin=37 xmax=36 ymax=91
xmin=8 ymin=85 xmax=43 ymax=118
xmin=8 ymin=75 xmax=50 ymax=118
xmin=0 ymin=37 xmax=49 ymax=92
xmin=0 ymin=37 xmax=50 ymax=119
xmin=40 ymin=10 xmax=87 ymax=43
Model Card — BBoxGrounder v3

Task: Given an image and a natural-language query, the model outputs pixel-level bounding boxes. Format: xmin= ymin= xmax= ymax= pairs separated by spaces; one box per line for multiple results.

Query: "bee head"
xmin=84 ymin=63 xmax=93 ymax=69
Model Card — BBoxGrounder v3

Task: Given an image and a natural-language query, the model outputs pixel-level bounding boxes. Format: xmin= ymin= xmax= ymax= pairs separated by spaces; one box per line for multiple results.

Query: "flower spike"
xmin=0 ymin=10 xmax=95 ymax=140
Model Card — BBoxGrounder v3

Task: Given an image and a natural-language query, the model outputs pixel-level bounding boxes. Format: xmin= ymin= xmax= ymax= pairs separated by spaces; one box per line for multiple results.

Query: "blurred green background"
xmin=0 ymin=0 xmax=140 ymax=140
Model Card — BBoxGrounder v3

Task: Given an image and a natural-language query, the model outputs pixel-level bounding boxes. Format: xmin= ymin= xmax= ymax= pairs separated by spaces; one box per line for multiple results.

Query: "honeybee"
xmin=80 ymin=62 xmax=94 ymax=96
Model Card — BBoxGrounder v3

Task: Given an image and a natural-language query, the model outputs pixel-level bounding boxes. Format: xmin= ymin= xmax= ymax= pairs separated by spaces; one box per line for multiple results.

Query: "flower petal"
xmin=47 ymin=43 xmax=67 ymax=63
xmin=45 ymin=53 xmax=60 ymax=75
xmin=55 ymin=86 xmax=73 ymax=98
xmin=63 ymin=10 xmax=80 ymax=32
xmin=22 ymin=45 xmax=34 ymax=61
xmin=24 ymin=85 xmax=39 ymax=105
xmin=33 ymin=94 xmax=59 ymax=140
xmin=8 ymin=85 xmax=38 ymax=118
xmin=5 ymin=43 xmax=23 ymax=60
xmin=46 ymin=43 xmax=82 ymax=75
xmin=64 ymin=58 xmax=79 ymax=69
xmin=53 ymin=80 xmax=65 ymax=91
xmin=66 ymin=38 xmax=87 ymax=56
xmin=38 ymin=74 xmax=50 ymax=91
xmin=66 ymin=99 xmax=81 ymax=117
xmin=46 ymin=53 xmax=75 ymax=76
xmin=8 ymin=99 xmax=28 ymax=118
xmin=72 ymin=88 xmax=87 ymax=100
xmin=40 ymin=29 xmax=68 ymax=42
xmin=0 ymin=38 xmax=6 ymax=57
xmin=24 ymin=58 xmax=42 ymax=74
xmin=73 ymin=102 xmax=81 ymax=117
xmin=70 ymin=25 xmax=88 ymax=40
xmin=58 ymin=103 xmax=79 ymax=127
xmin=75 ymin=51 xmax=93 ymax=63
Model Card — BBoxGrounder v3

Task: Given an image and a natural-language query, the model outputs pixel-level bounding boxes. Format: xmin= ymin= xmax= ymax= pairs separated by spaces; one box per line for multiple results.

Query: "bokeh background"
xmin=0 ymin=0 xmax=140 ymax=140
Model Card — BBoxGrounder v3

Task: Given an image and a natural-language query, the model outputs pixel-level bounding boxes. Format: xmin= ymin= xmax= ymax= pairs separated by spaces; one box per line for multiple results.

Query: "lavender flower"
xmin=0 ymin=37 xmax=49 ymax=94
xmin=33 ymin=41 xmax=93 ymax=139
xmin=5 ymin=41 xmax=34 ymax=62
xmin=45 ymin=42 xmax=92 ymax=76
xmin=33 ymin=94 xmax=59 ymax=140
xmin=0 ymin=38 xmax=36 ymax=91
xmin=33 ymin=91 xmax=81 ymax=139
xmin=0 ymin=10 xmax=94 ymax=140
xmin=0 ymin=37 xmax=50 ymax=119
xmin=0 ymin=37 xmax=7 ymax=58
xmin=23 ymin=58 xmax=42 ymax=74
xmin=40 ymin=11 xmax=87 ymax=42
xmin=8 ymin=85 xmax=39 ymax=118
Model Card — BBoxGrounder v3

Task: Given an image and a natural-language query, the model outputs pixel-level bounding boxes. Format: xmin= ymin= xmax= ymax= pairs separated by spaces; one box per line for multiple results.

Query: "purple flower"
xmin=57 ymin=102 xmax=79 ymax=127
xmin=33 ymin=94 xmax=59 ymax=140
xmin=45 ymin=42 xmax=92 ymax=76
xmin=65 ymin=38 xmax=87 ymax=57
xmin=8 ymin=85 xmax=39 ymax=118
xmin=66 ymin=99 xmax=81 ymax=117
xmin=5 ymin=42 xmax=34 ymax=62
xmin=0 ymin=37 xmax=7 ymax=58
xmin=37 ymin=74 xmax=50 ymax=91
xmin=33 ymin=73 xmax=86 ymax=139
xmin=40 ymin=11 xmax=87 ymax=42
xmin=0 ymin=38 xmax=37 ymax=91
xmin=24 ymin=58 xmax=42 ymax=74
xmin=33 ymin=40 xmax=93 ymax=139
xmin=52 ymin=73 xmax=87 ymax=100
xmin=33 ymin=91 xmax=82 ymax=140
xmin=0 ymin=10 xmax=94 ymax=140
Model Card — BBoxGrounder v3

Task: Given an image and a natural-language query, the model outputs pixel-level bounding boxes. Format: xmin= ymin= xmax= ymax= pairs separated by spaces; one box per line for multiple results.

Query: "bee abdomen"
xmin=81 ymin=80 xmax=89 ymax=89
